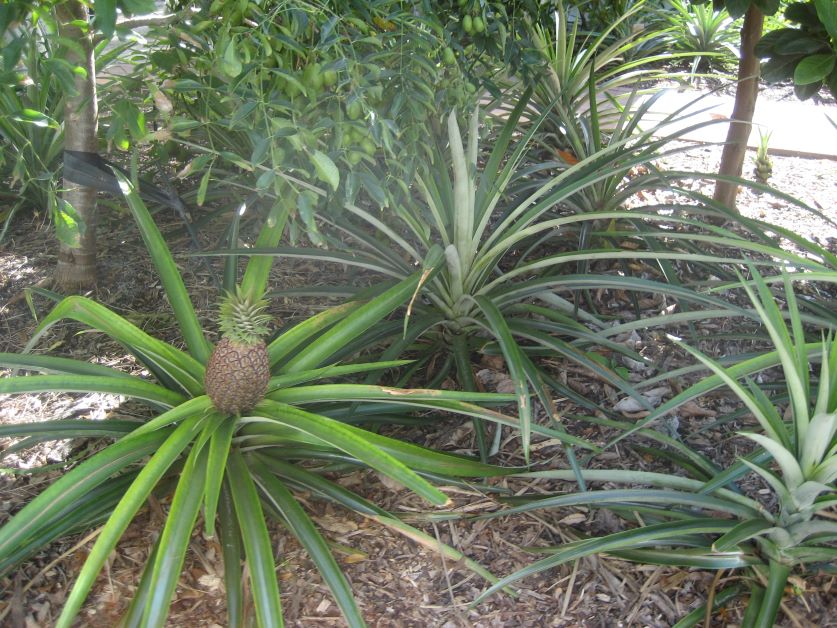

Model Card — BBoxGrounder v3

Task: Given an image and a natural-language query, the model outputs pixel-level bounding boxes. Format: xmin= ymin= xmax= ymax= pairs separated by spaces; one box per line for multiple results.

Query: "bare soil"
xmin=1 ymin=140 xmax=836 ymax=627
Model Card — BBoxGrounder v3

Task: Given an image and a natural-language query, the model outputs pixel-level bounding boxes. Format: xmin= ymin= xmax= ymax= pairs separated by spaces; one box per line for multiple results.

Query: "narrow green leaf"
xmin=56 ymin=414 xmax=206 ymax=627
xmin=247 ymin=415 xmax=513 ymax=478
xmin=0 ymin=431 xmax=165 ymax=561
xmin=0 ymin=353 xmax=134 ymax=378
xmin=23 ymin=297 xmax=204 ymax=396
xmin=472 ymin=296 xmax=532 ymax=460
xmin=713 ymin=520 xmax=775 ymax=551
xmin=218 ymin=482 xmax=244 ymax=627
xmin=241 ymin=198 xmax=290 ymax=302
xmin=475 ymin=519 xmax=735 ymax=603
xmin=204 ymin=417 xmax=238 ymax=537
xmin=280 ymin=274 xmax=419 ymax=373
xmin=251 ymin=400 xmax=449 ymax=506
xmin=113 ymin=170 xmax=211 ymax=364
xmin=266 ymin=361 xmax=412 ymax=391
xmin=227 ymin=450 xmax=283 ymax=628
xmin=267 ymin=302 xmax=362 ymax=367
xmin=0 ymin=374 xmax=185 ymax=407
xmin=142 ymin=444 xmax=209 ymax=626
xmin=251 ymin=461 xmax=365 ymax=628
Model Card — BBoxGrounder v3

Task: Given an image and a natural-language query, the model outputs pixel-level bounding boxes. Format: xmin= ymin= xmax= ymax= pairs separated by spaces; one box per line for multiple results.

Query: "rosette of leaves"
xmin=472 ymin=268 xmax=837 ymax=627
xmin=655 ymin=0 xmax=741 ymax=74
xmin=234 ymin=88 xmax=833 ymax=471
xmin=755 ymin=0 xmax=837 ymax=100
xmin=0 ymin=171 xmax=516 ymax=627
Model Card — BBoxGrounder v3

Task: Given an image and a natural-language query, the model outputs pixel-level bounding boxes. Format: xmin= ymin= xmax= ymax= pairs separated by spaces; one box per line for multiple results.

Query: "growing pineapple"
xmin=754 ymin=128 xmax=773 ymax=183
xmin=204 ymin=286 xmax=272 ymax=415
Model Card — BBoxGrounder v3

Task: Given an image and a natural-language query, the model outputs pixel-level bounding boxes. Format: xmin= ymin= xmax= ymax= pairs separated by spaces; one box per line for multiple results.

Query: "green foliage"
xmin=656 ymin=0 xmax=741 ymax=74
xmin=755 ymin=0 xmax=837 ymax=99
xmin=0 ymin=178 xmax=514 ymax=626
xmin=145 ymin=0 xmax=488 ymax=243
xmin=0 ymin=29 xmax=64 ymax=241
xmin=0 ymin=3 xmax=151 ymax=243
xmin=221 ymin=87 xmax=836 ymax=471
xmin=474 ymin=268 xmax=837 ymax=625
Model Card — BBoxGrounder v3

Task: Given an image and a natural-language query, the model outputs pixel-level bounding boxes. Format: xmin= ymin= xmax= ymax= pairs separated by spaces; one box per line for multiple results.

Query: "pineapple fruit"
xmin=205 ymin=287 xmax=272 ymax=415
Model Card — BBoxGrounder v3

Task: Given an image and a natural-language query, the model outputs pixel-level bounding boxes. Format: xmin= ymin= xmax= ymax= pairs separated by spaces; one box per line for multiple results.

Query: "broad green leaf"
xmin=310 ymin=150 xmax=339 ymax=191
xmin=815 ymin=0 xmax=837 ymax=41
xmin=53 ymin=199 xmax=83 ymax=248
xmin=794 ymin=53 xmax=836 ymax=85
xmin=222 ymin=39 xmax=242 ymax=78
xmin=93 ymin=0 xmax=117 ymax=38
xmin=197 ymin=166 xmax=211 ymax=207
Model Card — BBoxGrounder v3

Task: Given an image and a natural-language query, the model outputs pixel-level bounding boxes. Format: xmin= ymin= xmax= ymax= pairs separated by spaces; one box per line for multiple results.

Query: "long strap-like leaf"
xmin=56 ymin=413 xmax=206 ymax=627
xmin=23 ymin=296 xmax=205 ymax=396
xmin=114 ymin=169 xmax=211 ymax=364
xmin=0 ymin=374 xmax=185 ymax=407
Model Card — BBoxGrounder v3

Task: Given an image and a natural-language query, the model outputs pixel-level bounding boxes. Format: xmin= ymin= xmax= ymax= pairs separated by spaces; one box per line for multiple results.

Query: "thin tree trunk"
xmin=55 ymin=1 xmax=98 ymax=290
xmin=712 ymin=5 xmax=764 ymax=212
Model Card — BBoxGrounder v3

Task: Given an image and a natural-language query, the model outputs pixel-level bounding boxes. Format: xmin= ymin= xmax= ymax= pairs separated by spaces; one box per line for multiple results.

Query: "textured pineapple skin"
xmin=204 ymin=337 xmax=270 ymax=415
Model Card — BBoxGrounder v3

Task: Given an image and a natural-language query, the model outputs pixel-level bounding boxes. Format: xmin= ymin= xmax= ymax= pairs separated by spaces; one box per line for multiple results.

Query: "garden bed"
xmin=2 ymin=139 xmax=835 ymax=626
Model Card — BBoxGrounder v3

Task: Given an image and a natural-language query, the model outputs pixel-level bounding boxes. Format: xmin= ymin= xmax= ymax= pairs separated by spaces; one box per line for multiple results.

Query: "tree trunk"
xmin=712 ymin=5 xmax=764 ymax=212
xmin=54 ymin=1 xmax=98 ymax=290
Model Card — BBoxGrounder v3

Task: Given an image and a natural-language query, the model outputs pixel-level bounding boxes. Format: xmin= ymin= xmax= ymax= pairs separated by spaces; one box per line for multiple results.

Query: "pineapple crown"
xmin=218 ymin=286 xmax=272 ymax=344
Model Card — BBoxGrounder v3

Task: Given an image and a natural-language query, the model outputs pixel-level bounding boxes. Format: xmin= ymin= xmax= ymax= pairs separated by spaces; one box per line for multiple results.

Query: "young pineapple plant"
xmin=754 ymin=127 xmax=773 ymax=183
xmin=204 ymin=286 xmax=271 ymax=414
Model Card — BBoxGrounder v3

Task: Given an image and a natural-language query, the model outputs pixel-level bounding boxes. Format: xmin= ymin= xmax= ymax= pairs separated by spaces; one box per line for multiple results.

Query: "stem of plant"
xmin=712 ymin=4 xmax=764 ymax=213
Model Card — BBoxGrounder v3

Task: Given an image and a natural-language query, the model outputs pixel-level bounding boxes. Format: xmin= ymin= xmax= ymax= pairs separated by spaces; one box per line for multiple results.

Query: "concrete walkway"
xmin=639 ymin=88 xmax=837 ymax=160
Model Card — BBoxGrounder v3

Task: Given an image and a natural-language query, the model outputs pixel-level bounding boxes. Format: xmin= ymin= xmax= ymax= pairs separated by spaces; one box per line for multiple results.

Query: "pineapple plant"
xmin=754 ymin=127 xmax=773 ymax=183
xmin=204 ymin=286 xmax=272 ymax=414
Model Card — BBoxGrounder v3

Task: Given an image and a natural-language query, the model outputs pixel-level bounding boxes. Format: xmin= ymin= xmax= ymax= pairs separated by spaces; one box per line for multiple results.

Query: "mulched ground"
xmin=1 ymin=130 xmax=836 ymax=627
